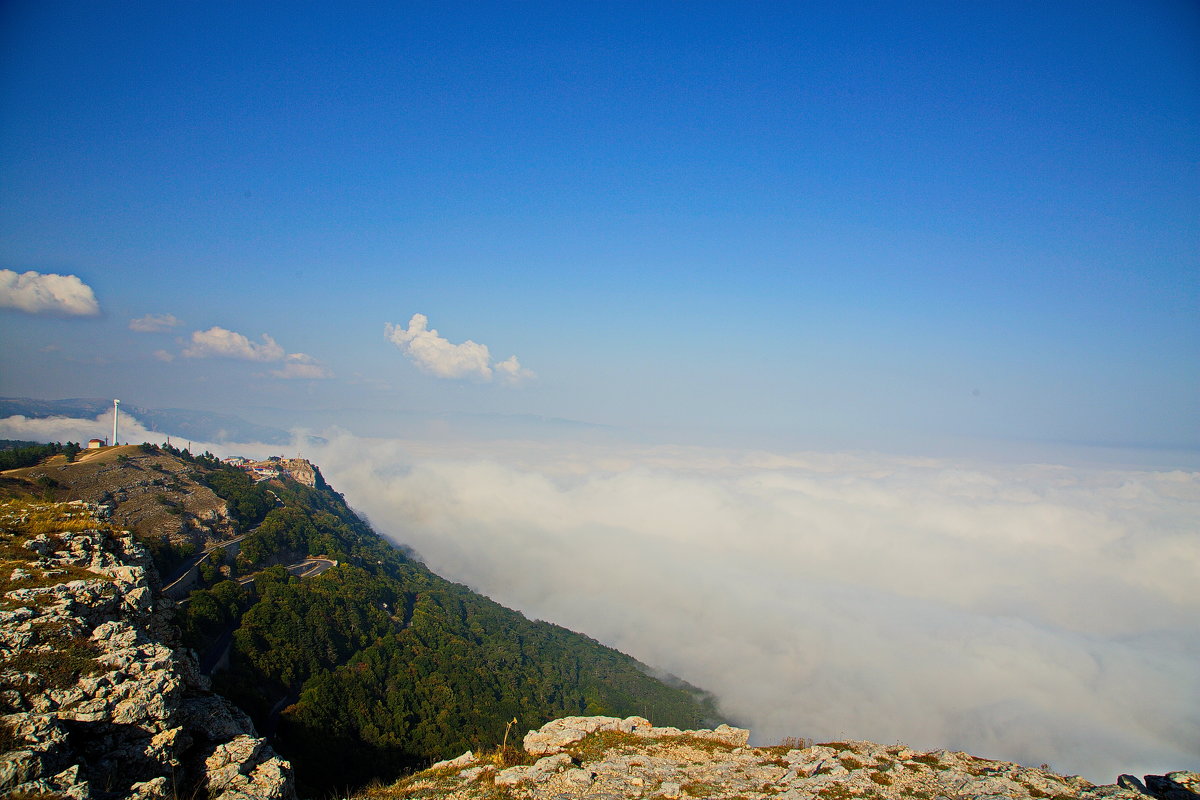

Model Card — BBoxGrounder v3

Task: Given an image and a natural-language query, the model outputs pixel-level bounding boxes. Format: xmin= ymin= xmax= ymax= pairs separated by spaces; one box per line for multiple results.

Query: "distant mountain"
xmin=0 ymin=396 xmax=295 ymax=445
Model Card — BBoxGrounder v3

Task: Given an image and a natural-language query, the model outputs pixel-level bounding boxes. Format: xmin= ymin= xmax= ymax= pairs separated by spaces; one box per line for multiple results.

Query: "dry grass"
xmin=0 ymin=500 xmax=114 ymax=603
xmin=565 ymin=729 xmax=645 ymax=763
xmin=681 ymin=780 xmax=723 ymax=796
xmin=461 ymin=744 xmax=534 ymax=771
xmin=777 ymin=736 xmax=812 ymax=750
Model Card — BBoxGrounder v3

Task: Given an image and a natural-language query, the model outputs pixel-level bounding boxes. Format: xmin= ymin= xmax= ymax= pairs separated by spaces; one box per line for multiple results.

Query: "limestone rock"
xmin=393 ymin=715 xmax=1172 ymax=800
xmin=520 ymin=714 xmax=752 ymax=758
xmin=429 ymin=750 xmax=477 ymax=771
xmin=202 ymin=734 xmax=295 ymax=800
xmin=0 ymin=500 xmax=296 ymax=800
xmin=1143 ymin=772 xmax=1200 ymax=800
xmin=178 ymin=694 xmax=256 ymax=741
xmin=128 ymin=776 xmax=172 ymax=799
xmin=523 ymin=715 xmax=653 ymax=755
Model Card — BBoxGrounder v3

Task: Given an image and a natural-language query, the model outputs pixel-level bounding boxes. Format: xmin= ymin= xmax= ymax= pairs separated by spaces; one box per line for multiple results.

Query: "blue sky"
xmin=1 ymin=0 xmax=1197 ymax=458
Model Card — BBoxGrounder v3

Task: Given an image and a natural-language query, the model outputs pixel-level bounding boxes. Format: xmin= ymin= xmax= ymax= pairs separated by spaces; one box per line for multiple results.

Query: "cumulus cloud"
xmin=271 ymin=353 xmax=332 ymax=380
xmin=0 ymin=269 xmax=100 ymax=316
xmin=129 ymin=313 xmax=182 ymax=332
xmin=180 ymin=327 xmax=331 ymax=378
xmin=385 ymin=313 xmax=533 ymax=383
xmin=305 ymin=434 xmax=1200 ymax=783
xmin=495 ymin=354 xmax=535 ymax=383
xmin=183 ymin=327 xmax=286 ymax=361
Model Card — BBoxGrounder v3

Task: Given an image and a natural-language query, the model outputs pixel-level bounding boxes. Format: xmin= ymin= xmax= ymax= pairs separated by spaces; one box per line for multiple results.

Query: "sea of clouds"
xmin=3 ymin=413 xmax=1197 ymax=782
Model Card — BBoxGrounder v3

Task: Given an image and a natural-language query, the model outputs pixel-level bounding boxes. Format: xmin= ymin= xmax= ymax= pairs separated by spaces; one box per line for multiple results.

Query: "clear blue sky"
xmin=1 ymin=1 xmax=1197 ymax=457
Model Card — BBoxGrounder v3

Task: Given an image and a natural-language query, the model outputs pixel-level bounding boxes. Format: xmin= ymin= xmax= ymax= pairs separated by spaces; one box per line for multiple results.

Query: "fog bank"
xmin=308 ymin=433 xmax=1198 ymax=783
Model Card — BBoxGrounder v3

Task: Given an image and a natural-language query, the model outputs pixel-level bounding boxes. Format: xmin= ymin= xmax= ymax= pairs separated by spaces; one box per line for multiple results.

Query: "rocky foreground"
xmin=0 ymin=499 xmax=295 ymax=799
xmin=375 ymin=716 xmax=1199 ymax=800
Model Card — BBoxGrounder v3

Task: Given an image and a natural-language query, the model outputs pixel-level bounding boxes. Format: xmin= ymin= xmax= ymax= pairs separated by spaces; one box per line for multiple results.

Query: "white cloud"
xmin=271 ymin=353 xmax=332 ymax=380
xmin=129 ymin=313 xmax=182 ymax=332
xmin=153 ymin=349 xmax=174 ymax=362
xmin=306 ymin=434 xmax=1200 ymax=784
xmin=385 ymin=313 xmax=533 ymax=383
xmin=0 ymin=413 xmax=185 ymax=449
xmin=0 ymin=269 xmax=100 ymax=316
xmin=183 ymin=327 xmax=286 ymax=361
xmin=0 ymin=412 xmax=280 ymax=459
xmin=495 ymin=354 xmax=535 ymax=384
xmin=181 ymin=326 xmax=332 ymax=379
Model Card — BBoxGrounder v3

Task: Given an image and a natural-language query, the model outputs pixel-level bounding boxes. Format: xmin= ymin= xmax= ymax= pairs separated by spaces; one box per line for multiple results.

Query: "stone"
xmin=532 ymin=752 xmax=574 ymax=778
xmin=178 ymin=695 xmax=254 ymax=740
xmin=1145 ymin=773 xmax=1200 ymax=800
xmin=494 ymin=753 xmax=581 ymax=786
xmin=0 ymin=749 xmax=41 ymax=789
xmin=696 ymin=724 xmax=751 ymax=747
xmin=129 ymin=776 xmax=172 ymax=799
xmin=430 ymin=750 xmax=477 ymax=771
xmin=460 ymin=765 xmax=495 ymax=782
xmin=1167 ymin=772 xmax=1200 ymax=793
xmin=496 ymin=765 xmax=535 ymax=786
xmin=658 ymin=780 xmax=682 ymax=798
xmin=563 ymin=767 xmax=594 ymax=787
xmin=523 ymin=715 xmax=650 ymax=755
xmin=1120 ymin=775 xmax=1153 ymax=796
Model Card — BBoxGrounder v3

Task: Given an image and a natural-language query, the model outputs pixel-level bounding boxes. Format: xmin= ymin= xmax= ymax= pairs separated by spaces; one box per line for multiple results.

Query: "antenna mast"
xmin=112 ymin=399 xmax=120 ymax=447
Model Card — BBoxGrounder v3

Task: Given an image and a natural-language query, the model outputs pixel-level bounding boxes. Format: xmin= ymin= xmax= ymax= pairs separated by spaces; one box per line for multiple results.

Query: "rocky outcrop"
xmin=0 ymin=500 xmax=295 ymax=800
xmin=522 ymin=715 xmax=749 ymax=756
xmin=387 ymin=715 xmax=1199 ymax=800
xmin=277 ymin=458 xmax=320 ymax=488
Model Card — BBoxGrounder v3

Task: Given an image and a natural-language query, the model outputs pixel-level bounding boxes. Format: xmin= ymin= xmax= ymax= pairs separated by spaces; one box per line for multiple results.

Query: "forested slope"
xmin=154 ymin=448 xmax=720 ymax=794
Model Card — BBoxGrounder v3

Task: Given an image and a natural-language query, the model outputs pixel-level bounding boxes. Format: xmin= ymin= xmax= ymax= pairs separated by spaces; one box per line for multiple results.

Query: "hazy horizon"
xmin=1 ymin=0 xmax=1196 ymax=786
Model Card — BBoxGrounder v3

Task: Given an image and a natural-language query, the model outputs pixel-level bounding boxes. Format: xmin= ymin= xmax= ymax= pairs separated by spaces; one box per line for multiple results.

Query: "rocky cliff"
xmin=276 ymin=459 xmax=320 ymax=489
xmin=0 ymin=498 xmax=295 ymax=799
xmin=376 ymin=716 xmax=1199 ymax=800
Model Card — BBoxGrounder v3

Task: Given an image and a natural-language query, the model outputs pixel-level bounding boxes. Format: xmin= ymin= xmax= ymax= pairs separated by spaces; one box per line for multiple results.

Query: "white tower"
xmin=112 ymin=399 xmax=120 ymax=447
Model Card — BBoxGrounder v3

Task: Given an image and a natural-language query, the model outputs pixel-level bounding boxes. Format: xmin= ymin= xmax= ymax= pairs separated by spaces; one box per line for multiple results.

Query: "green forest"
xmin=169 ymin=451 xmax=719 ymax=794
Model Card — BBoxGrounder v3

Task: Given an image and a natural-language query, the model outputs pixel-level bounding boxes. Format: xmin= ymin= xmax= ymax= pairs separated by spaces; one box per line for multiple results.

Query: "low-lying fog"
xmin=4 ymin=413 xmax=1197 ymax=782
xmin=310 ymin=433 xmax=1198 ymax=783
